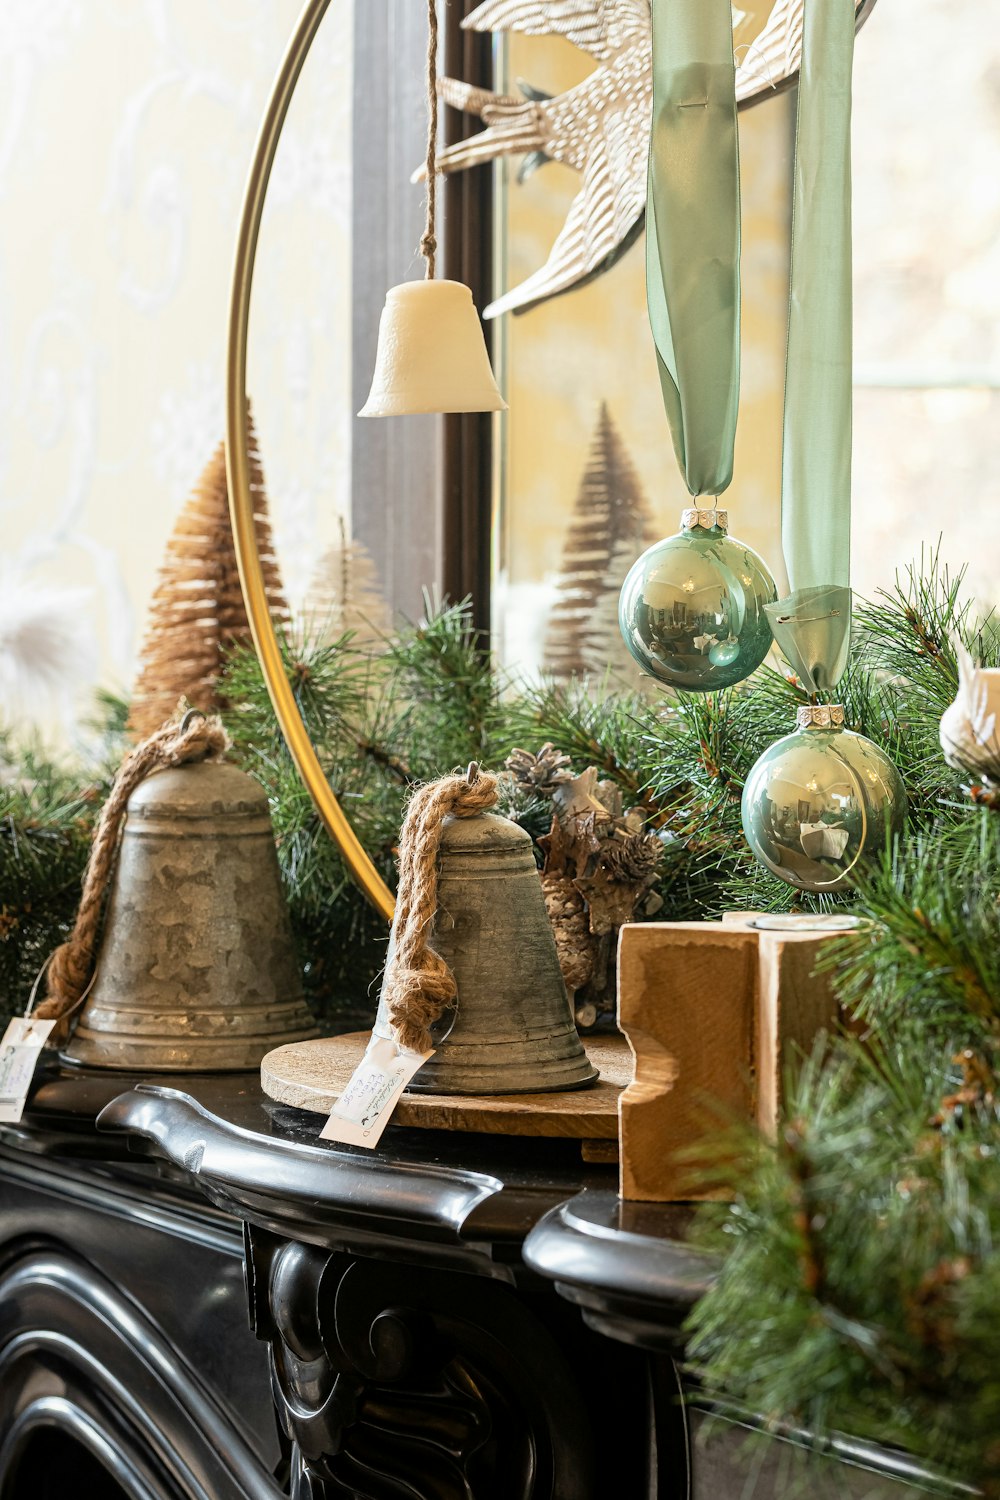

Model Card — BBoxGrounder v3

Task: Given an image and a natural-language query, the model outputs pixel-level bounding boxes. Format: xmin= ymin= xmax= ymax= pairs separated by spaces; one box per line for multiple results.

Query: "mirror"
xmin=492 ymin=0 xmax=1000 ymax=692
xmin=490 ymin=2 xmax=812 ymax=685
xmin=234 ymin=0 xmax=889 ymax=917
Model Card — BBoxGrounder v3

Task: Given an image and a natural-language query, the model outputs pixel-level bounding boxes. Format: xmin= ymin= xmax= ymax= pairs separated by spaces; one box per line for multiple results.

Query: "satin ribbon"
xmin=646 ymin=0 xmax=740 ymax=500
xmin=771 ymin=0 xmax=857 ymax=694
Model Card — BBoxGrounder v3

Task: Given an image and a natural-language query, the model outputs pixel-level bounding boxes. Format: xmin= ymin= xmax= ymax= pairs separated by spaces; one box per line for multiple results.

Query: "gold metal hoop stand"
xmin=225 ymin=0 xmax=395 ymax=921
xmin=225 ymin=0 xmax=878 ymax=926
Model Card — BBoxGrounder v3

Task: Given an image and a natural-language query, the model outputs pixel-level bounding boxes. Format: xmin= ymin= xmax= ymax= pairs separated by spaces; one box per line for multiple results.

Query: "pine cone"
xmin=602 ymin=830 xmax=663 ymax=884
xmin=506 ymin=743 xmax=574 ymax=795
xmin=541 ymin=870 xmax=596 ymax=995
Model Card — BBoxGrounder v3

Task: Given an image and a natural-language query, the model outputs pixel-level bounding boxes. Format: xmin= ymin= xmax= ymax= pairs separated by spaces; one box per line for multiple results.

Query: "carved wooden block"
xmin=617 ymin=919 xmax=840 ymax=1202
xmin=753 ymin=925 xmax=841 ymax=1132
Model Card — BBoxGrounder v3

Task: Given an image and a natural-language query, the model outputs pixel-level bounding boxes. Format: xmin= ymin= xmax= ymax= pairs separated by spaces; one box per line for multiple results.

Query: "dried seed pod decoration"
xmin=541 ymin=871 xmax=598 ymax=996
xmin=508 ymin=743 xmax=665 ymax=1023
xmin=507 ymin=742 xmax=574 ymax=793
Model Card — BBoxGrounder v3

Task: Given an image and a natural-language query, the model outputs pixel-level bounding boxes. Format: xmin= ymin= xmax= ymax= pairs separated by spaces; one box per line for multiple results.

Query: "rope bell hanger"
xmin=359 ymin=0 xmax=507 ymax=417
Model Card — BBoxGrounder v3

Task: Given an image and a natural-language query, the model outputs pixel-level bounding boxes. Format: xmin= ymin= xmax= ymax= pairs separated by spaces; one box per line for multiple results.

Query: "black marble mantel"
xmin=0 ymin=1060 xmax=971 ymax=1500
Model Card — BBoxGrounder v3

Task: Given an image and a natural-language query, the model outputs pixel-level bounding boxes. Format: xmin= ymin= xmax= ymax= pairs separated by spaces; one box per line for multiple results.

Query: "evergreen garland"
xmin=683 ymin=551 xmax=1000 ymax=1493
xmin=0 ymin=697 xmax=126 ymax=1018
xmin=3 ymin=551 xmax=1000 ymax=1489
xmin=3 ymin=549 xmax=993 ymax=1024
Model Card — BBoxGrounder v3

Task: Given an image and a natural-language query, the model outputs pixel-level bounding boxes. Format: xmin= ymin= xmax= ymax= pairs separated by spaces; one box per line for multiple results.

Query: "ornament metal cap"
xmin=681 ymin=505 xmax=728 ymax=532
xmin=796 ymin=703 xmax=846 ymax=729
xmin=359 ymin=280 xmax=507 ymax=417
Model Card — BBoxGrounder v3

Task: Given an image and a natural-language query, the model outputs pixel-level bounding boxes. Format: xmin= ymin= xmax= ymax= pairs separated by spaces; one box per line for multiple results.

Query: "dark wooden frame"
xmin=351 ymin=1 xmax=495 ymax=631
xmin=441 ymin=6 xmax=495 ymax=637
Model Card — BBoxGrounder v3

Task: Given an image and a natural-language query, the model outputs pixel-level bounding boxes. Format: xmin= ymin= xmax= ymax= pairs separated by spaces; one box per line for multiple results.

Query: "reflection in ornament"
xmin=709 ymin=638 xmax=741 ymax=668
xmin=618 ymin=508 xmax=776 ymax=692
xmin=741 ymin=704 xmax=906 ymax=893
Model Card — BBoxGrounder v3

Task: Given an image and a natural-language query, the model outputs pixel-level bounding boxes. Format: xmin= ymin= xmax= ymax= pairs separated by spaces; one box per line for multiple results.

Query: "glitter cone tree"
xmin=129 ymin=409 xmax=288 ymax=740
xmin=306 ymin=517 xmax=391 ymax=651
xmin=544 ymin=404 xmax=658 ymax=682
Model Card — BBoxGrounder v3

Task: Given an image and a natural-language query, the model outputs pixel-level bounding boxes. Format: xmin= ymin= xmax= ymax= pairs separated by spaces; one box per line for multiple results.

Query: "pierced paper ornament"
xmin=430 ymin=0 xmax=827 ymax=318
xmin=940 ymin=641 xmax=1000 ymax=784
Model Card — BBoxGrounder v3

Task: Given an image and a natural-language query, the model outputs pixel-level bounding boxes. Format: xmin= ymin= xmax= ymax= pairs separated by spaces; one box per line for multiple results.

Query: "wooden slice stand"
xmin=262 ymin=1031 xmax=630 ymax=1158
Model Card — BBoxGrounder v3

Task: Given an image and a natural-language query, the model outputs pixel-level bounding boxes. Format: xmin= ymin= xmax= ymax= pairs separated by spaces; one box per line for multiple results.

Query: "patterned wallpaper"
xmin=0 ymin=2 xmax=352 ymax=747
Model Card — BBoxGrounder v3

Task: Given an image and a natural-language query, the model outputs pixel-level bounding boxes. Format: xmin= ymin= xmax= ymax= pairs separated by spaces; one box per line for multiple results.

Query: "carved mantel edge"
xmin=245 ymin=1225 xmax=599 ymax=1500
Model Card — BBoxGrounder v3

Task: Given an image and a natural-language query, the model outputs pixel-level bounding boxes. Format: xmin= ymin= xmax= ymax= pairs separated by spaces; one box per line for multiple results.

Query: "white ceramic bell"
xmin=358 ymin=279 xmax=507 ymax=417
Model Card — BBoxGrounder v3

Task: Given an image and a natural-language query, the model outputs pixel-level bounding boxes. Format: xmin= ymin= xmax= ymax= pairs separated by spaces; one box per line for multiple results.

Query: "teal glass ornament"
xmin=741 ymin=705 xmax=907 ymax=893
xmin=619 ymin=507 xmax=777 ymax=692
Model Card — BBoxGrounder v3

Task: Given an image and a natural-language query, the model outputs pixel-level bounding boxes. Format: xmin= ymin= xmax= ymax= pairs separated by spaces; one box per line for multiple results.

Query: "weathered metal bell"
xmin=62 ymin=761 xmax=317 ymax=1071
xmin=374 ymin=811 xmax=597 ymax=1094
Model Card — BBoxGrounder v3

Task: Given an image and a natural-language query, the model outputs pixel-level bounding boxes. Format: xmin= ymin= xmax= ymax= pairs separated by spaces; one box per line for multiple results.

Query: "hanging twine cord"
xmin=419 ymin=0 xmax=439 ymax=278
xmin=384 ymin=764 xmax=498 ymax=1054
xmin=34 ymin=710 xmax=230 ymax=1030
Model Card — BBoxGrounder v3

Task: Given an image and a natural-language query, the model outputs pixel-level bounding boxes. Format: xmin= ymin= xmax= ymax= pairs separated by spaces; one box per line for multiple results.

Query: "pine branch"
xmin=0 ymin=744 xmax=97 ymax=1020
xmin=501 ymin=677 xmax=669 ymax=810
xmin=686 ymin=1037 xmax=1000 ymax=1491
xmin=831 ymin=816 xmax=1000 ymax=1040
xmin=385 ymin=595 xmax=505 ymax=777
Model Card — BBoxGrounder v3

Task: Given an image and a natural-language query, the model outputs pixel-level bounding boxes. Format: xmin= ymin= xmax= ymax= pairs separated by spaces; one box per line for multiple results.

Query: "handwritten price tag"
xmin=0 ymin=1017 xmax=56 ymax=1124
xmin=319 ymin=1032 xmax=431 ymax=1146
xmin=320 ymin=1035 xmax=433 ymax=1149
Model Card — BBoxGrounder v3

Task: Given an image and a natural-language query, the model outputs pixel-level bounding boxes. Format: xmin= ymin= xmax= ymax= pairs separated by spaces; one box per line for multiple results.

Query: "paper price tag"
xmin=320 ymin=1035 xmax=433 ymax=1149
xmin=0 ymin=1017 xmax=56 ymax=1124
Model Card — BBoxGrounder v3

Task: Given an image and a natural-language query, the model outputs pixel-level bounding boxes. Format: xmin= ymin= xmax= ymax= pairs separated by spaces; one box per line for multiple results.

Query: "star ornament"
xmin=425 ymin=0 xmax=873 ymax=318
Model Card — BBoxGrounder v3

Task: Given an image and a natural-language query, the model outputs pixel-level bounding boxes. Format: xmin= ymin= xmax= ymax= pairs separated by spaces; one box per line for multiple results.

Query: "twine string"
xmin=419 ymin=0 xmax=439 ymax=278
xmin=383 ymin=767 xmax=498 ymax=1054
xmin=35 ymin=710 xmax=230 ymax=1031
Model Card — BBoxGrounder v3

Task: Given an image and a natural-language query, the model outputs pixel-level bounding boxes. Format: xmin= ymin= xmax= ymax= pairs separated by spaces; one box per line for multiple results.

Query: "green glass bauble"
xmin=618 ymin=507 xmax=777 ymax=692
xmin=741 ymin=705 xmax=907 ymax=893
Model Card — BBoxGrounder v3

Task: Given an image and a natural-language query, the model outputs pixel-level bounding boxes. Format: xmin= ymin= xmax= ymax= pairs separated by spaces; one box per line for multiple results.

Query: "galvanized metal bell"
xmin=62 ymin=760 xmax=317 ymax=1071
xmin=374 ymin=810 xmax=597 ymax=1095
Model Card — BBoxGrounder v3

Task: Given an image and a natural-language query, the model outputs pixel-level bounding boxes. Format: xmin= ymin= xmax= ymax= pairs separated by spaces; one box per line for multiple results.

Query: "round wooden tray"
xmin=261 ymin=1031 xmax=631 ymax=1140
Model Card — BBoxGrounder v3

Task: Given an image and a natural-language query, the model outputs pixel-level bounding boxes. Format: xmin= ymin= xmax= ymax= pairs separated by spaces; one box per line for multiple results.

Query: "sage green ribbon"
xmin=769 ymin=0 xmax=856 ymax=694
xmin=646 ymin=0 xmax=740 ymax=499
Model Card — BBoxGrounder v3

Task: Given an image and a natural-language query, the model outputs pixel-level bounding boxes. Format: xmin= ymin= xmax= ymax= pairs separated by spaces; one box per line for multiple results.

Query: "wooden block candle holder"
xmin=617 ymin=918 xmax=841 ymax=1202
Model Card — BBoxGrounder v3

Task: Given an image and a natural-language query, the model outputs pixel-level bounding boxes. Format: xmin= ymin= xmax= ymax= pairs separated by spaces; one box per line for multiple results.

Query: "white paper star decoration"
xmin=424 ymin=0 xmax=867 ymax=318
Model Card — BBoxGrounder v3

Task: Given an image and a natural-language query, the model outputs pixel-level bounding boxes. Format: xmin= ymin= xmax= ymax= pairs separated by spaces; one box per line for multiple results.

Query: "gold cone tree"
xmin=306 ymin=517 xmax=391 ymax=652
xmin=543 ymin=404 xmax=658 ymax=683
xmin=129 ymin=408 xmax=288 ymax=740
